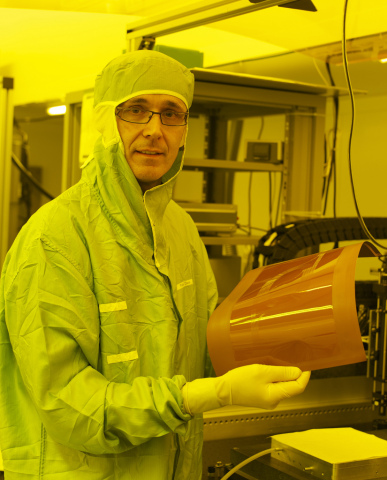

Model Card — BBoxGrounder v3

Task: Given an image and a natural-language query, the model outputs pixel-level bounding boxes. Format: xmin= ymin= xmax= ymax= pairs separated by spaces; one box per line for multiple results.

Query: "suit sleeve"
xmin=4 ymin=237 xmax=191 ymax=455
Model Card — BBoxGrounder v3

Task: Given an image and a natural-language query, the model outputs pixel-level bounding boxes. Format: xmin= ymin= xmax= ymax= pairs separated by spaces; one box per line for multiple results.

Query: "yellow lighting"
xmin=47 ymin=105 xmax=66 ymax=115
xmin=380 ymin=58 xmax=387 ymax=63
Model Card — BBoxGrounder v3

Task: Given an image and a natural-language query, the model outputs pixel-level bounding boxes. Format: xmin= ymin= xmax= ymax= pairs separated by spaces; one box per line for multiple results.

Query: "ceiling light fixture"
xmin=47 ymin=105 xmax=66 ymax=115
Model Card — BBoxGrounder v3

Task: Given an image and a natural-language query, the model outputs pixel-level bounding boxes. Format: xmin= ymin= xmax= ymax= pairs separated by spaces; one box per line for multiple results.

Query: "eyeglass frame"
xmin=115 ymin=106 xmax=189 ymax=126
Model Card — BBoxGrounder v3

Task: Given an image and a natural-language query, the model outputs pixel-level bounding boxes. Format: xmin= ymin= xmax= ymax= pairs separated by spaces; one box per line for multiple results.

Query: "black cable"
xmin=247 ymin=117 xmax=265 ymax=235
xmin=274 ymin=172 xmax=283 ymax=227
xmin=322 ymin=136 xmax=327 ymax=196
xmin=333 ymin=141 xmax=337 ymax=219
xmin=11 ymin=152 xmax=55 ymax=201
xmin=237 ymin=224 xmax=250 ymax=234
xmin=237 ymin=224 xmax=267 ymax=233
xmin=268 ymin=171 xmax=273 ymax=230
xmin=20 ymin=140 xmax=32 ymax=219
xmin=322 ymin=154 xmax=333 ymax=215
xmin=13 ymin=119 xmax=33 ymax=225
xmin=257 ymin=116 xmax=264 ymax=140
xmin=327 ymin=63 xmax=339 ymax=219
xmin=342 ymin=0 xmax=387 ymax=251
xmin=248 ymin=171 xmax=253 ymax=236
xmin=257 ymin=117 xmax=274 ymax=231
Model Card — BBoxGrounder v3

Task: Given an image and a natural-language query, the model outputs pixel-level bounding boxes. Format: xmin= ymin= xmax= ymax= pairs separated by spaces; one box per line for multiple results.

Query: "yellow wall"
xmin=0 ymin=9 xmax=137 ymax=105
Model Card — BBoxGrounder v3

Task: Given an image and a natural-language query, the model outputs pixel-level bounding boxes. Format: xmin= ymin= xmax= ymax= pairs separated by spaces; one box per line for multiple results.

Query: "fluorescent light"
xmin=47 ymin=105 xmax=66 ymax=115
xmin=380 ymin=58 xmax=387 ymax=63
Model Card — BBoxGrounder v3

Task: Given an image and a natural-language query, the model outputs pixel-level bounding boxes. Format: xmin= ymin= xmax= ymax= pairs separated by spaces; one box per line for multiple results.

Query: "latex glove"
xmin=182 ymin=364 xmax=310 ymax=416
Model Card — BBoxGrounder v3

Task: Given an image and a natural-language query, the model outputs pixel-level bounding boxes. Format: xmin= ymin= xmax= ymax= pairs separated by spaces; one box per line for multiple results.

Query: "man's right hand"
xmin=182 ymin=364 xmax=310 ymax=415
xmin=215 ymin=364 xmax=310 ymax=410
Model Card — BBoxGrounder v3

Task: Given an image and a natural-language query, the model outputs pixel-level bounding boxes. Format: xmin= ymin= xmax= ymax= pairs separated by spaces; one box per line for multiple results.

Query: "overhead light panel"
xmin=47 ymin=105 xmax=66 ymax=115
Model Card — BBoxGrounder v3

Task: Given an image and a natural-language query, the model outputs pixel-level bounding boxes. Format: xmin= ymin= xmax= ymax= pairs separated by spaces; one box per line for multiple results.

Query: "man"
xmin=0 ymin=50 xmax=309 ymax=479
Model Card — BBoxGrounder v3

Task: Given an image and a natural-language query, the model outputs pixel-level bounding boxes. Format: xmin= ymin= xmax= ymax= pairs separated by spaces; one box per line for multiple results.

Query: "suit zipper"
xmin=172 ymin=433 xmax=180 ymax=480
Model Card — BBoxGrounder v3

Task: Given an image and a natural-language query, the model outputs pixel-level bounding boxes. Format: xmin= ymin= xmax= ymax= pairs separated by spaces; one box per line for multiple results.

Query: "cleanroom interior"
xmin=1 ymin=1 xmax=387 ymax=479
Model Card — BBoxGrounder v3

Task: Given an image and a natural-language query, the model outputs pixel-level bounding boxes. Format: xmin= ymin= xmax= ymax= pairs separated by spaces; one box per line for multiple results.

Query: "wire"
xmin=274 ymin=171 xmax=283 ymax=227
xmin=11 ymin=152 xmax=55 ymax=201
xmin=268 ymin=172 xmax=273 ymax=230
xmin=322 ymin=129 xmax=334 ymax=214
xmin=247 ymin=117 xmax=265 ymax=236
xmin=326 ymin=63 xmax=338 ymax=219
xmin=221 ymin=447 xmax=281 ymax=480
xmin=342 ymin=0 xmax=387 ymax=251
xmin=312 ymin=57 xmax=330 ymax=86
xmin=13 ymin=122 xmax=32 ymax=223
xmin=208 ymin=51 xmax=292 ymax=69
xmin=322 ymin=62 xmax=339 ymax=218
xmin=238 ymin=224 xmax=267 ymax=232
xmin=248 ymin=172 xmax=253 ymax=236
xmin=257 ymin=116 xmax=264 ymax=140
xmin=378 ymin=255 xmax=387 ymax=264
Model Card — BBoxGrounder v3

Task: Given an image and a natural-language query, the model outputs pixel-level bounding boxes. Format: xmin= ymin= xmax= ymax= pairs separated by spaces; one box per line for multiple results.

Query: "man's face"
xmin=116 ymin=93 xmax=187 ymax=193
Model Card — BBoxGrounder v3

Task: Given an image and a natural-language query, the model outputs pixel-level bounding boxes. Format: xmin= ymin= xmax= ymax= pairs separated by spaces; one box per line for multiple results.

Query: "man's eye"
xmin=164 ymin=111 xmax=180 ymax=118
xmin=128 ymin=107 xmax=145 ymax=115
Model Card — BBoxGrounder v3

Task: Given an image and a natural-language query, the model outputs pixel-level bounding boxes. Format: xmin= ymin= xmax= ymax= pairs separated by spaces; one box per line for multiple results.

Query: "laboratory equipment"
xmin=227 ymin=428 xmax=387 ymax=480
xmin=368 ymin=255 xmax=387 ymax=416
xmin=271 ymin=428 xmax=387 ymax=480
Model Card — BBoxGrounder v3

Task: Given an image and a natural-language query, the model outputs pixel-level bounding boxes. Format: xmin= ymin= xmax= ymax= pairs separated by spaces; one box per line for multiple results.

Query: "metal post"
xmin=0 ymin=77 xmax=14 ymax=269
xmin=373 ymin=259 xmax=387 ymax=416
xmin=61 ymin=93 xmax=83 ymax=192
xmin=283 ymin=107 xmax=325 ymax=223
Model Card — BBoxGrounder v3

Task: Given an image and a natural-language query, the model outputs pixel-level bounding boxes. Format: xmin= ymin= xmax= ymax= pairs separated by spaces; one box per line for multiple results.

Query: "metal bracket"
xmin=126 ymin=0 xmax=305 ymax=51
xmin=138 ymin=36 xmax=156 ymax=50
xmin=249 ymin=0 xmax=317 ymax=10
xmin=0 ymin=77 xmax=14 ymax=268
xmin=2 ymin=77 xmax=14 ymax=90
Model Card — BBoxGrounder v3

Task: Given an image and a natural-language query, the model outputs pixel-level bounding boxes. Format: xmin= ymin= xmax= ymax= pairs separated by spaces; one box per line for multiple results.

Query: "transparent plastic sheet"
xmin=207 ymin=241 xmax=380 ymax=375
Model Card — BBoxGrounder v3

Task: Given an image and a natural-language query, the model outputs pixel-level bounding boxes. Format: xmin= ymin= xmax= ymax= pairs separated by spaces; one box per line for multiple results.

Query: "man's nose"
xmin=142 ymin=112 xmax=163 ymax=137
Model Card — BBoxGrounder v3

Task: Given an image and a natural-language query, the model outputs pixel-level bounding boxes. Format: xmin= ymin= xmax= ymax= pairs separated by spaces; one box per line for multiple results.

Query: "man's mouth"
xmin=136 ymin=150 xmax=162 ymax=155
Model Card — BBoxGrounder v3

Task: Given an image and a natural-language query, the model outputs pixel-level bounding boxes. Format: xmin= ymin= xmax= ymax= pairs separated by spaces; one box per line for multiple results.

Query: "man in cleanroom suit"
xmin=0 ymin=50 xmax=310 ymax=479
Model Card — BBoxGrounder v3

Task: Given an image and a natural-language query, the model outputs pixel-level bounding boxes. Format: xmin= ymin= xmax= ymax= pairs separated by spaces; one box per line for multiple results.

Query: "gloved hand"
xmin=181 ymin=364 xmax=310 ymax=416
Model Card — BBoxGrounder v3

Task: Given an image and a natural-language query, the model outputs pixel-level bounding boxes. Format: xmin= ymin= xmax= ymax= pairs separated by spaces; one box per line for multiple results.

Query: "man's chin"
xmin=136 ymin=177 xmax=162 ymax=193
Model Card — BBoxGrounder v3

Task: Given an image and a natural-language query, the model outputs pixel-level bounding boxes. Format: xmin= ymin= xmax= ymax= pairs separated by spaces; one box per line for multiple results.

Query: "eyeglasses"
xmin=116 ymin=106 xmax=188 ymax=126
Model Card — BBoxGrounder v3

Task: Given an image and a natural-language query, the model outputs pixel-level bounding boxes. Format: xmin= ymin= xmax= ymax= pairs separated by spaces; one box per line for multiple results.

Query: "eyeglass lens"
xmin=118 ymin=107 xmax=187 ymax=125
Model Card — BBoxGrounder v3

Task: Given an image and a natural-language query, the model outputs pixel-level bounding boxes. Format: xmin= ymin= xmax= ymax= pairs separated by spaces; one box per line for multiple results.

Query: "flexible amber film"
xmin=207 ymin=241 xmax=380 ymax=375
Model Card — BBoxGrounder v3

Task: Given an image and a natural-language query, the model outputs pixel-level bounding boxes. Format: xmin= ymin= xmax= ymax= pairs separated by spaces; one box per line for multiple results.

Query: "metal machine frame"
xmin=368 ymin=256 xmax=387 ymax=417
xmin=185 ymin=68 xmax=331 ymax=225
xmin=0 ymin=77 xmax=14 ymax=269
xmin=125 ymin=0 xmax=316 ymax=51
xmin=61 ymin=90 xmax=84 ymax=192
xmin=203 ymin=376 xmax=377 ymax=442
